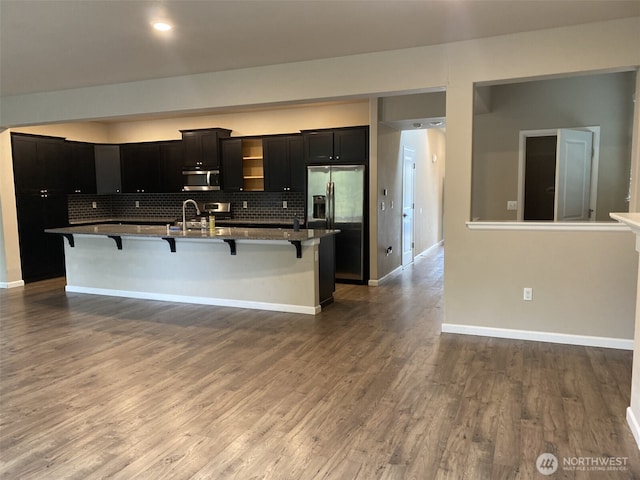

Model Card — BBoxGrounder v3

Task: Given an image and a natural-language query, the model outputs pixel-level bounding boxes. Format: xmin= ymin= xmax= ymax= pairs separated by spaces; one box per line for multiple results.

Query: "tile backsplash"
xmin=68 ymin=191 xmax=305 ymax=223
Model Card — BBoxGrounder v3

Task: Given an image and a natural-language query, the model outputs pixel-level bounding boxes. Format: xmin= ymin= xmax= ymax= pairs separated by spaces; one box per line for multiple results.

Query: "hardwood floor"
xmin=1 ymin=246 xmax=639 ymax=479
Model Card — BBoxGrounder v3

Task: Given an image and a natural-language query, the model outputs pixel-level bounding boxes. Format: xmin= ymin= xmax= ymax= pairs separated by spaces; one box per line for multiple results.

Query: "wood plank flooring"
xmin=1 ymin=246 xmax=639 ymax=479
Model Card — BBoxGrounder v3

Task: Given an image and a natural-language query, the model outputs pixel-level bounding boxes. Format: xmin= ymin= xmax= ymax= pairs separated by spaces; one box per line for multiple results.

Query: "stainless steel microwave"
xmin=182 ymin=169 xmax=221 ymax=191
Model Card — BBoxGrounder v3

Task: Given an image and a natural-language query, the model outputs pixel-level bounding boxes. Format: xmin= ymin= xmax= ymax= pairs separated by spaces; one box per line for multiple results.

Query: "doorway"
xmin=402 ymin=146 xmax=415 ymax=267
xmin=518 ymin=127 xmax=599 ymax=221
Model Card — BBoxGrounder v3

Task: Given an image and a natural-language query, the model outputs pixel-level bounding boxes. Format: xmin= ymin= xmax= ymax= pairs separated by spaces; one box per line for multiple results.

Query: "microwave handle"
xmin=206 ymin=171 xmax=211 ymax=186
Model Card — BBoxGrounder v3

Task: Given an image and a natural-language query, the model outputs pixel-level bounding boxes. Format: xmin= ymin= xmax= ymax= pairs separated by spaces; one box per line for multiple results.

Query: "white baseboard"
xmin=65 ymin=285 xmax=321 ymax=315
xmin=368 ymin=265 xmax=402 ymax=287
xmin=627 ymin=407 xmax=640 ymax=450
xmin=416 ymin=240 xmax=444 ymax=258
xmin=0 ymin=280 xmax=25 ymax=289
xmin=441 ymin=323 xmax=633 ymax=350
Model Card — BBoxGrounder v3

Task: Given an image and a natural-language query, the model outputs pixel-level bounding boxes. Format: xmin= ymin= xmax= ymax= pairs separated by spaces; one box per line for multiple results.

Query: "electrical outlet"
xmin=523 ymin=287 xmax=533 ymax=301
xmin=282 ymin=201 xmax=287 ymax=209
xmin=243 ymin=201 xmax=248 ymax=209
xmin=381 ymin=201 xmax=385 ymax=211
xmin=92 ymin=201 xmax=97 ymax=209
xmin=135 ymin=200 xmax=140 ymax=208
xmin=507 ymin=200 xmax=518 ymax=211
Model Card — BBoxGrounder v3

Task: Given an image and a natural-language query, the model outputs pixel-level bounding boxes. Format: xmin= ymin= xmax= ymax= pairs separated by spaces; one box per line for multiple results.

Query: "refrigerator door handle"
xmin=327 ymin=181 xmax=335 ymax=228
xmin=325 ymin=182 xmax=331 ymax=226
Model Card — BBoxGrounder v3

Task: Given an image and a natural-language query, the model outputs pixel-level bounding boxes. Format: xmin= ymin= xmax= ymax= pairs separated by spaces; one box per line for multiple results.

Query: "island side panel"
xmin=63 ymin=235 xmax=321 ymax=314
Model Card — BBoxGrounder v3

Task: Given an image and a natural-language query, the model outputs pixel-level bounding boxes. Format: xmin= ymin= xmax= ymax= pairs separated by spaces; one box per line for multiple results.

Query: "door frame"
xmin=402 ymin=145 xmax=415 ymax=267
xmin=517 ymin=126 xmax=600 ymax=221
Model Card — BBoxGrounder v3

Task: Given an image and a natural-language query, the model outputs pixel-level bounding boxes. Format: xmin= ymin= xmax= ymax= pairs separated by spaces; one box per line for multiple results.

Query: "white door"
xmin=402 ymin=147 xmax=415 ymax=267
xmin=555 ymin=129 xmax=593 ymax=221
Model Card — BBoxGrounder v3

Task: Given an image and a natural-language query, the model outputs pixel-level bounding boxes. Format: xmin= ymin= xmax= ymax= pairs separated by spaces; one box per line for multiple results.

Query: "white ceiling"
xmin=1 ymin=0 xmax=639 ymax=98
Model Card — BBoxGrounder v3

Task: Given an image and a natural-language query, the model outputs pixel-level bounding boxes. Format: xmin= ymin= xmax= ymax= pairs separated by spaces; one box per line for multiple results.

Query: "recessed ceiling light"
xmin=153 ymin=22 xmax=172 ymax=32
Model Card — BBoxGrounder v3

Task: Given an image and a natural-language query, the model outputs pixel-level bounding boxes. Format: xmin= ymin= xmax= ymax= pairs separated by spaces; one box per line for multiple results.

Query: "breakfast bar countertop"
xmin=46 ymin=223 xmax=338 ymax=242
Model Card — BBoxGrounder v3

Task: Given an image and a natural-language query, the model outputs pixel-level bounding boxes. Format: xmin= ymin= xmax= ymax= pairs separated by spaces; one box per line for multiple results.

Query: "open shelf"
xmin=242 ymin=139 xmax=264 ymax=191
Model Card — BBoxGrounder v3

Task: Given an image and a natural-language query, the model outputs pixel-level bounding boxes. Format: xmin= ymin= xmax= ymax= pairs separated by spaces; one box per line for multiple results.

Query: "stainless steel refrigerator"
xmin=307 ymin=164 xmax=366 ymax=283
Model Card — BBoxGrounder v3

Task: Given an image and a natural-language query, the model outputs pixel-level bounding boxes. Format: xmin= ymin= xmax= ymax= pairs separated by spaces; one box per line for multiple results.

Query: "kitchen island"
xmin=46 ymin=224 xmax=337 ymax=315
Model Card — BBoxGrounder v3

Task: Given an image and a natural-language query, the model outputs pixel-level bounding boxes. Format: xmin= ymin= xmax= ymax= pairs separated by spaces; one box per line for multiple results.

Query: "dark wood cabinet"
xmin=11 ymin=134 xmax=70 ymax=282
xmin=303 ymin=126 xmax=369 ymax=164
xmin=303 ymin=131 xmax=334 ymax=163
xmin=159 ymin=141 xmax=184 ymax=192
xmin=15 ymin=194 xmax=68 ymax=282
xmin=11 ymin=133 xmax=71 ymax=282
xmin=263 ymin=135 xmax=304 ymax=192
xmin=181 ymin=128 xmax=232 ymax=170
xmin=220 ymin=138 xmax=244 ymax=191
xmin=120 ymin=142 xmax=161 ymax=193
xmin=11 ymin=134 xmax=68 ymax=195
xmin=67 ymin=141 xmax=97 ymax=194
xmin=100 ymin=141 xmax=183 ymax=194
xmin=94 ymin=144 xmax=122 ymax=194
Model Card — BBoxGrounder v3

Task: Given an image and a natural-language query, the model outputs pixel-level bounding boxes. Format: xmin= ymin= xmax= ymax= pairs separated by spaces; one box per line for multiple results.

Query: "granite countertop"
xmin=70 ymin=217 xmax=302 ymax=227
xmin=46 ymin=223 xmax=338 ymax=242
xmin=69 ymin=217 xmax=177 ymax=225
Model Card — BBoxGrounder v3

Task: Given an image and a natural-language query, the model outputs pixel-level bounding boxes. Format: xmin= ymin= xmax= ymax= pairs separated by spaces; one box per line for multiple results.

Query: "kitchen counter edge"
xmin=46 ymin=223 xmax=338 ymax=242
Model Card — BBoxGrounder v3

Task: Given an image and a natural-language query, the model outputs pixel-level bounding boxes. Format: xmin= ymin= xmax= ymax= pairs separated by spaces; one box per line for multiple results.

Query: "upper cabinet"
xmin=302 ymin=126 xmax=369 ymax=164
xmin=67 ymin=141 xmax=97 ymax=194
xmin=181 ymin=128 xmax=232 ymax=170
xmin=220 ymin=137 xmax=265 ymax=192
xmin=240 ymin=138 xmax=265 ymax=192
xmin=158 ymin=141 xmax=184 ymax=193
xmin=11 ymin=133 xmax=69 ymax=195
xmin=220 ymin=139 xmax=244 ymax=191
xmin=120 ymin=143 xmax=161 ymax=193
xmin=263 ymin=135 xmax=304 ymax=192
xmin=120 ymin=141 xmax=184 ymax=193
xmin=94 ymin=145 xmax=122 ymax=194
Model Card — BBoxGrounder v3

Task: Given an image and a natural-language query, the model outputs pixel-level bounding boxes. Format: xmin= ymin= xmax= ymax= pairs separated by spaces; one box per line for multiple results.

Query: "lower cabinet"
xmin=318 ymin=234 xmax=336 ymax=307
xmin=16 ymin=194 xmax=68 ymax=282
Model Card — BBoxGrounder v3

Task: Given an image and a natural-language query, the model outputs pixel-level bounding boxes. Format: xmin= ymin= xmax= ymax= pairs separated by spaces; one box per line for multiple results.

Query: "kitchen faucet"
xmin=182 ymin=199 xmax=201 ymax=232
